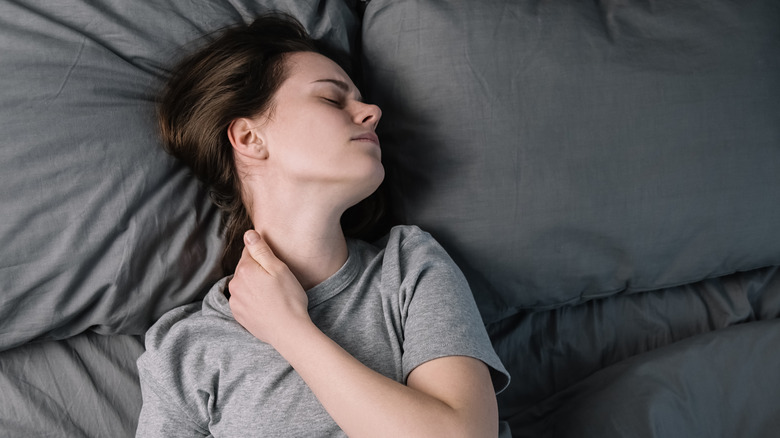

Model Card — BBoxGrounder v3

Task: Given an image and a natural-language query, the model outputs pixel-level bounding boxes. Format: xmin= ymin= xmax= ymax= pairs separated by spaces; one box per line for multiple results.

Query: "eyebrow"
xmin=311 ymin=78 xmax=363 ymax=102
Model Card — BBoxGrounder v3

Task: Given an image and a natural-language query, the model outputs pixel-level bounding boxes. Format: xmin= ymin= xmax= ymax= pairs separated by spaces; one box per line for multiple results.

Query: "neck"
xmin=248 ymin=192 xmax=349 ymax=291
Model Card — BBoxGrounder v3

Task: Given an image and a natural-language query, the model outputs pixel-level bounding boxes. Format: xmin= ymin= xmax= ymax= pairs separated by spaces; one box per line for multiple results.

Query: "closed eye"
xmin=322 ymin=97 xmax=342 ymax=106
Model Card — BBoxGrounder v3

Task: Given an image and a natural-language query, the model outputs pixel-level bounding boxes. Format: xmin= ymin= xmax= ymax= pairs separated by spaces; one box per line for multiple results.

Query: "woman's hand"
xmin=228 ymin=230 xmax=311 ymax=347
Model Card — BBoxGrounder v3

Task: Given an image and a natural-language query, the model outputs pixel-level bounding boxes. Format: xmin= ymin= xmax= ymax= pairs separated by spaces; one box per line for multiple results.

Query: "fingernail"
xmin=244 ymin=230 xmax=259 ymax=245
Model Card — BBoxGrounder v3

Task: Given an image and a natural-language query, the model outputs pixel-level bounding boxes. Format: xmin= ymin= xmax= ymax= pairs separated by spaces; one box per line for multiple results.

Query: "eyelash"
xmin=322 ymin=97 xmax=342 ymax=106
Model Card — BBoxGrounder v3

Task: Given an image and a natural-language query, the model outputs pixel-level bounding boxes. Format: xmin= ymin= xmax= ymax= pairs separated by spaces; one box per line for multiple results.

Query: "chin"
xmin=368 ymin=164 xmax=385 ymax=192
xmin=348 ymin=165 xmax=385 ymax=206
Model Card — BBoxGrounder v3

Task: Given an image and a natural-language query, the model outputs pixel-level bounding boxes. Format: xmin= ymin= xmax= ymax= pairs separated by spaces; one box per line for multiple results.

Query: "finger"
xmin=243 ymin=230 xmax=282 ymax=274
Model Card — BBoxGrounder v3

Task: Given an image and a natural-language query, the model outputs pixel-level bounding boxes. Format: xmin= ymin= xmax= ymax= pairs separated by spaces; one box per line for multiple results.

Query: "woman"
xmin=136 ymin=13 xmax=509 ymax=437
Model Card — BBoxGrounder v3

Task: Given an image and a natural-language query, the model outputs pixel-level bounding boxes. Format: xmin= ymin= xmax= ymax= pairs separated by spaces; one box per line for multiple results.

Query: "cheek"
xmin=265 ymin=116 xmax=310 ymax=153
xmin=277 ymin=109 xmax=343 ymax=143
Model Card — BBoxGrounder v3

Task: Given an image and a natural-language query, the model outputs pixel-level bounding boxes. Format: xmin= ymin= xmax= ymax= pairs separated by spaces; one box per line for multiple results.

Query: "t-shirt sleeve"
xmin=392 ymin=227 xmax=511 ymax=394
xmin=135 ymin=303 xmax=212 ymax=437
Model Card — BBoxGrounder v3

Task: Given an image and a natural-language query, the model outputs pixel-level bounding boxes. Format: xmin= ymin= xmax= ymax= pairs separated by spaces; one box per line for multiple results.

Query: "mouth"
xmin=351 ymin=132 xmax=380 ymax=145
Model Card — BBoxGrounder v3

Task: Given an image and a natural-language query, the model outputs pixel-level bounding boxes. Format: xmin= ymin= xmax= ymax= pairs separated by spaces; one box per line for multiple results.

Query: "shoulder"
xmin=353 ymin=225 xmax=450 ymax=274
xmin=141 ymin=302 xmax=203 ymax=365
xmin=138 ymin=277 xmax=244 ymax=381
xmin=379 ymin=225 xmax=453 ymax=265
xmin=381 ymin=224 xmax=433 ymax=246
xmin=143 ymin=279 xmax=225 ymax=348
xmin=367 ymin=225 xmax=470 ymax=306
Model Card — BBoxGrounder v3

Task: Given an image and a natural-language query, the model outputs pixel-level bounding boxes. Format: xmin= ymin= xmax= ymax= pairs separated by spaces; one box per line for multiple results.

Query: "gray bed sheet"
xmin=0 ymin=332 xmax=144 ymax=437
xmin=491 ymin=265 xmax=780 ymax=437
xmin=513 ymin=319 xmax=780 ymax=437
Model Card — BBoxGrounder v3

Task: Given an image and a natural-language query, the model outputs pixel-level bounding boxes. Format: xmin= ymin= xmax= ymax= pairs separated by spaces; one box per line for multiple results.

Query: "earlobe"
xmin=228 ymin=118 xmax=268 ymax=160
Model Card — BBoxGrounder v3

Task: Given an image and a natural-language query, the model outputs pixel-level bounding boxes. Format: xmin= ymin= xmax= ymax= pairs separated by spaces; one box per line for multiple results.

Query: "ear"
xmin=228 ymin=117 xmax=268 ymax=160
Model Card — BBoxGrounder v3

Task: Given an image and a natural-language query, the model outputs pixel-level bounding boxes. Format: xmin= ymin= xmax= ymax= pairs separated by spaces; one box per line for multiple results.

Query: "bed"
xmin=1 ymin=0 xmax=779 ymax=436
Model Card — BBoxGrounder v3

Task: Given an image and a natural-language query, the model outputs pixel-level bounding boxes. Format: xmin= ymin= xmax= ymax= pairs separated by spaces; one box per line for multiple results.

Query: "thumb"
xmin=243 ymin=230 xmax=280 ymax=272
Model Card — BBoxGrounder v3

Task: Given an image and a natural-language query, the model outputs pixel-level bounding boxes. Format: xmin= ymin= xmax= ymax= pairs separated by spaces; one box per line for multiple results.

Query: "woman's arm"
xmin=228 ymin=231 xmax=498 ymax=438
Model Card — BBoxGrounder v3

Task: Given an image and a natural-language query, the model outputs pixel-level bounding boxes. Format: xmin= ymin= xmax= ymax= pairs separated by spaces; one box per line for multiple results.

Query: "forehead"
xmin=283 ymin=52 xmax=351 ymax=85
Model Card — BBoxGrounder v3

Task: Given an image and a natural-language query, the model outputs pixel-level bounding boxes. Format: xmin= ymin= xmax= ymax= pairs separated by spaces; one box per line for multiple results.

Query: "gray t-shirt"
xmin=136 ymin=225 xmax=510 ymax=437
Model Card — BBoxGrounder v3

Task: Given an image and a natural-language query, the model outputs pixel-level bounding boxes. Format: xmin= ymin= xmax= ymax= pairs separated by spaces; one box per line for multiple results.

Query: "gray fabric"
xmin=489 ymin=265 xmax=780 ymax=424
xmin=362 ymin=0 xmax=780 ymax=321
xmin=136 ymin=225 xmax=510 ymax=436
xmin=0 ymin=332 xmax=145 ymax=438
xmin=0 ymin=0 xmax=360 ymax=350
xmin=516 ymin=319 xmax=780 ymax=437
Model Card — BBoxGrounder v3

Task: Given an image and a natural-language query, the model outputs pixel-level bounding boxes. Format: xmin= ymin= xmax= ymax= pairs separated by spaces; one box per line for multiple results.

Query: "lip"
xmin=351 ymin=132 xmax=380 ymax=145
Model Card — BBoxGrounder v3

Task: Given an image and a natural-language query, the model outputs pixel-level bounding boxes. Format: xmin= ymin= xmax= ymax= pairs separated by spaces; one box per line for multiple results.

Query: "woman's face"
xmin=251 ymin=51 xmax=384 ymax=209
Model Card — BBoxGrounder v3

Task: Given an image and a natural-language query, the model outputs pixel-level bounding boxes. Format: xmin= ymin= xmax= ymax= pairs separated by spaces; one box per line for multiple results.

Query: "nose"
xmin=355 ymin=102 xmax=382 ymax=130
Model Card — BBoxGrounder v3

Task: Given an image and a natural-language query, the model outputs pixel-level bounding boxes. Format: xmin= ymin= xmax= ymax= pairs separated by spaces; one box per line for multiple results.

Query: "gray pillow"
xmin=0 ymin=0 xmax=359 ymax=351
xmin=362 ymin=0 xmax=780 ymax=322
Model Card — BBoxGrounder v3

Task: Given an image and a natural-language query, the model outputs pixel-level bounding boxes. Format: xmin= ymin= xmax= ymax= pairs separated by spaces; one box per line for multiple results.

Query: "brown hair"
xmin=158 ymin=13 xmax=388 ymax=274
